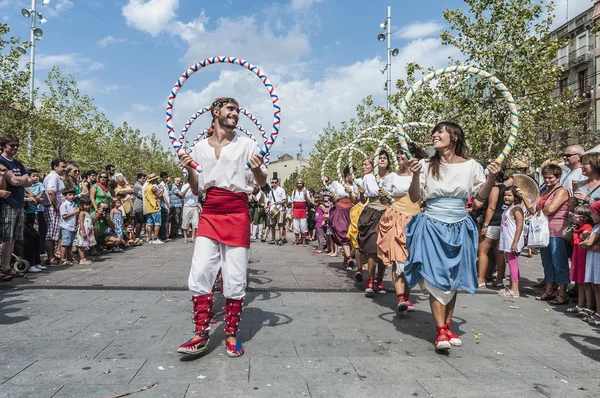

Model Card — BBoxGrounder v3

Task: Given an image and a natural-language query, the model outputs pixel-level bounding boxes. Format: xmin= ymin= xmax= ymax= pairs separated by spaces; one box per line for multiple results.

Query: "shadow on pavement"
xmin=560 ymin=332 xmax=600 ymax=362
xmin=0 ymin=290 xmax=29 ymax=325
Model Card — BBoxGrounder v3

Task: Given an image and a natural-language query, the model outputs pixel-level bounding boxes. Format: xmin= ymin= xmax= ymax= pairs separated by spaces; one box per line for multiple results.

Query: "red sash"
xmin=197 ymin=187 xmax=250 ymax=248
xmin=293 ymin=201 xmax=307 ymax=218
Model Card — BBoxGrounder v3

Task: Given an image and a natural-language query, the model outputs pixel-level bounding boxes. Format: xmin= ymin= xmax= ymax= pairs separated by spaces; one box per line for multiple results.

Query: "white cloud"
xmin=550 ymin=0 xmax=592 ymax=29
xmin=289 ymin=0 xmax=322 ymax=12
xmin=395 ymin=21 xmax=443 ymax=39
xmin=0 ymin=0 xmax=10 ymax=9
xmin=79 ymin=79 xmax=126 ymax=94
xmin=89 ymin=61 xmax=105 ymax=71
xmin=132 ymin=104 xmax=154 ymax=112
xmin=174 ymin=12 xmax=208 ymax=41
xmin=122 ymin=0 xmax=179 ymax=37
xmin=36 ymin=53 xmax=81 ymax=70
xmin=43 ymin=0 xmax=74 ymax=18
xmin=97 ymin=36 xmax=127 ymax=48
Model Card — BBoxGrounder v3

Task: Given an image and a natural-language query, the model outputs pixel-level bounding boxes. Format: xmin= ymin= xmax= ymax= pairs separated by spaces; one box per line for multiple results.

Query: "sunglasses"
xmin=563 ymin=153 xmax=579 ymax=158
xmin=99 ymin=175 xmax=108 ymax=179
xmin=8 ymin=144 xmax=19 ymax=149
xmin=72 ymin=170 xmax=80 ymax=173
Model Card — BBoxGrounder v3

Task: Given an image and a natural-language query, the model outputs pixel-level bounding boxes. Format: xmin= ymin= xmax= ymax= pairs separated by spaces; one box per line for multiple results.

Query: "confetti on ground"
xmin=196 ymin=375 xmax=206 ymax=379
xmin=266 ymin=384 xmax=272 ymax=387
xmin=509 ymin=306 xmax=519 ymax=309
xmin=561 ymin=380 xmax=568 ymax=384
xmin=544 ymin=309 xmax=549 ymax=312
xmin=101 ymin=290 xmax=107 ymax=293
xmin=474 ymin=333 xmax=484 ymax=344
xmin=67 ymin=330 xmax=72 ymax=333
xmin=166 ymin=299 xmax=176 ymax=302
xmin=158 ymin=366 xmax=165 ymax=371
xmin=497 ymin=352 xmax=504 ymax=356
xmin=461 ymin=306 xmax=467 ymax=308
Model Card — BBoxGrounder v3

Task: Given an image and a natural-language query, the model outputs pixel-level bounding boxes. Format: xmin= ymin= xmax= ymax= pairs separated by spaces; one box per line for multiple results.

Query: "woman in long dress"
xmin=328 ymin=166 xmax=359 ymax=270
xmin=358 ymin=151 xmax=391 ymax=297
xmin=377 ymin=142 xmax=427 ymax=313
xmin=405 ymin=121 xmax=500 ymax=350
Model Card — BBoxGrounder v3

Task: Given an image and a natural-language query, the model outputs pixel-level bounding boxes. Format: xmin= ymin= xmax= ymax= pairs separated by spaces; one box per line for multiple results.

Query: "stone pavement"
xmin=1 ymin=238 xmax=599 ymax=397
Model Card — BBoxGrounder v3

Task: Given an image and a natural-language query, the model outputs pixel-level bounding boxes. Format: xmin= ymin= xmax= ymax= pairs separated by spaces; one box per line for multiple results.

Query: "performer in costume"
xmin=328 ymin=166 xmax=359 ymax=270
xmin=291 ymin=178 xmax=309 ymax=246
xmin=377 ymin=142 xmax=427 ymax=313
xmin=348 ymin=175 xmax=366 ymax=282
xmin=404 ymin=121 xmax=500 ymax=350
xmin=249 ymin=183 xmax=265 ymax=240
xmin=178 ymin=97 xmax=267 ymax=358
xmin=358 ymin=152 xmax=391 ymax=297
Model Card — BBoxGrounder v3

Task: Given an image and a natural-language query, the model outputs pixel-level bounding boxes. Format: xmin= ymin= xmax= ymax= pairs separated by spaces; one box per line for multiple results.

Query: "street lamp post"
xmin=377 ymin=6 xmax=398 ymax=110
xmin=21 ymin=0 xmax=48 ymax=163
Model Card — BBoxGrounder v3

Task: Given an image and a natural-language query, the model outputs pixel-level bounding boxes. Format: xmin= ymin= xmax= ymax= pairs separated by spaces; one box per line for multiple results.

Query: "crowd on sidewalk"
xmin=0 ymin=135 xmax=202 ymax=282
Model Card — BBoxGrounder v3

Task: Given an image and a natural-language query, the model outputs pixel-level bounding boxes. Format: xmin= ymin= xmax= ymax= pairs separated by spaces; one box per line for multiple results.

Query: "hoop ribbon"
xmin=166 ymin=56 xmax=280 ymax=172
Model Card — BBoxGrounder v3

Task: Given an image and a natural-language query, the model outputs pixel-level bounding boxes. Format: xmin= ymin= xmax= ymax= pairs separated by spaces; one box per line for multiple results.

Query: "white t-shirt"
xmin=362 ymin=174 xmax=380 ymax=198
xmin=190 ymin=135 xmax=267 ymax=194
xmin=560 ymin=167 xmax=583 ymax=195
xmin=43 ymin=171 xmax=65 ymax=207
xmin=329 ymin=181 xmax=349 ymax=200
xmin=182 ymin=183 xmax=199 ymax=207
xmin=418 ymin=158 xmax=485 ymax=201
xmin=269 ymin=186 xmax=287 ymax=210
xmin=59 ymin=200 xmax=77 ymax=231
xmin=382 ymin=173 xmax=412 ymax=197
xmin=291 ymin=189 xmax=307 ymax=202
xmin=158 ymin=181 xmax=170 ymax=209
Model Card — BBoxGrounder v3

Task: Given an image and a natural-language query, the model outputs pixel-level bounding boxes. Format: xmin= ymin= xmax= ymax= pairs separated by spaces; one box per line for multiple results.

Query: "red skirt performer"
xmin=357 ymin=151 xmax=391 ymax=297
xmin=178 ymin=97 xmax=267 ymax=357
xmin=328 ymin=165 xmax=359 ymax=270
xmin=291 ymin=179 xmax=309 ymax=246
xmin=377 ymin=142 xmax=427 ymax=313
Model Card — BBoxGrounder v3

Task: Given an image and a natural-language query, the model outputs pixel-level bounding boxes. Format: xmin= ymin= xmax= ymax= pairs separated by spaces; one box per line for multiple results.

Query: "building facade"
xmin=266 ymin=154 xmax=309 ymax=185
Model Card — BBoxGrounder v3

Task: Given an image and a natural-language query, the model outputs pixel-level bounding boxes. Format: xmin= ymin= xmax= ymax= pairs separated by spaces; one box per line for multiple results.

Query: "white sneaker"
xmin=153 ymin=239 xmax=165 ymax=245
xmin=28 ymin=265 xmax=42 ymax=273
xmin=36 ymin=264 xmax=47 ymax=270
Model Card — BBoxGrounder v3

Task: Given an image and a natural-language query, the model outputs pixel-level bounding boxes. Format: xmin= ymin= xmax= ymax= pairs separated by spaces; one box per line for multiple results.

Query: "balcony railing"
xmin=569 ymin=45 xmax=593 ymax=66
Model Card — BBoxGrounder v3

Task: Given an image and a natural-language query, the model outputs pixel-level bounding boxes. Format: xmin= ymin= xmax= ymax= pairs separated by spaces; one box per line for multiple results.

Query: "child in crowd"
xmin=566 ymin=205 xmax=594 ymax=315
xmin=75 ymin=197 xmax=96 ymax=265
xmin=313 ymin=194 xmax=327 ymax=254
xmin=580 ymin=201 xmax=600 ymax=325
xmin=59 ymin=188 xmax=79 ymax=265
xmin=498 ymin=186 xmax=524 ymax=297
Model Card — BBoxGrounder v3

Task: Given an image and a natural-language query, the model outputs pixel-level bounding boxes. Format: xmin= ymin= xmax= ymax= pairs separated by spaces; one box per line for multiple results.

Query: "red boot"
xmin=293 ymin=234 xmax=299 ymax=245
xmin=177 ymin=293 xmax=214 ymax=355
xmin=224 ymin=298 xmax=245 ymax=357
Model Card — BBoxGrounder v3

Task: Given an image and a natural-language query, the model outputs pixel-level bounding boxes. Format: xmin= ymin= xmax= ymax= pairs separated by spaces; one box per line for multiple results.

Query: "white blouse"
xmin=190 ymin=135 xmax=267 ymax=194
xmin=382 ymin=173 xmax=412 ymax=197
xmin=362 ymin=174 xmax=380 ymax=198
xmin=291 ymin=189 xmax=307 ymax=202
xmin=329 ymin=181 xmax=348 ymax=200
xmin=419 ymin=158 xmax=485 ymax=201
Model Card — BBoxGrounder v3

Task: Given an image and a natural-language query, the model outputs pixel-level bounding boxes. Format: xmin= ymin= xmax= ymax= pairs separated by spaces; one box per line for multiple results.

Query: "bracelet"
xmin=475 ymin=193 xmax=485 ymax=202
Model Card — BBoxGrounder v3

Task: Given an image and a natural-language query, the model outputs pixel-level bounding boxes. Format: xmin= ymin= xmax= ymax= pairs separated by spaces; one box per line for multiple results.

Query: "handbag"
xmin=528 ymin=211 xmax=550 ymax=248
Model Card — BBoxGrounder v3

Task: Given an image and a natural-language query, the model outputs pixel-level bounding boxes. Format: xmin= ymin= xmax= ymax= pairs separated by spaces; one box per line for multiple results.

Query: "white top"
xmin=253 ymin=191 xmax=265 ymax=204
xmin=419 ymin=158 xmax=485 ymax=201
xmin=329 ymin=181 xmax=349 ymax=200
xmin=43 ymin=171 xmax=65 ymax=206
xmin=181 ymin=183 xmax=199 ymax=207
xmin=190 ymin=135 xmax=267 ymax=194
xmin=560 ymin=167 xmax=583 ymax=195
xmin=158 ymin=181 xmax=170 ymax=209
xmin=499 ymin=205 xmax=525 ymax=253
xmin=382 ymin=173 xmax=412 ymax=197
xmin=362 ymin=174 xmax=380 ymax=198
xmin=291 ymin=189 xmax=307 ymax=202
xmin=268 ymin=186 xmax=287 ymax=210
xmin=59 ymin=200 xmax=78 ymax=231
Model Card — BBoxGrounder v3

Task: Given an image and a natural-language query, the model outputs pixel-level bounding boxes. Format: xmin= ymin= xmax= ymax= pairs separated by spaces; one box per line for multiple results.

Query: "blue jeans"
xmin=159 ymin=208 xmax=169 ymax=240
xmin=539 ymin=237 xmax=570 ymax=285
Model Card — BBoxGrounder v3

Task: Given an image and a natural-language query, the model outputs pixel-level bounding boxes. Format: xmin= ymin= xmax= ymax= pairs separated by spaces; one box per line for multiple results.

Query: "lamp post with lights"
xmin=377 ymin=6 xmax=399 ymax=110
xmin=20 ymin=0 xmax=49 ymax=162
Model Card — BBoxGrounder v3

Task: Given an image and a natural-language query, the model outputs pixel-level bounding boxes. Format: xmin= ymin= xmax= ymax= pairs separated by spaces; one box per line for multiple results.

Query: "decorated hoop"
xmin=177 ymin=105 xmax=271 ymax=165
xmin=393 ymin=65 xmax=519 ymax=162
xmin=321 ymin=146 xmax=368 ymax=185
xmin=166 ymin=56 xmax=280 ymax=172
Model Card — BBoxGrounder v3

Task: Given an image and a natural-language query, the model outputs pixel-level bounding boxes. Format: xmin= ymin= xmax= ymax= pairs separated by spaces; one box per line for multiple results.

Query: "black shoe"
xmin=355 ymin=271 xmax=363 ymax=282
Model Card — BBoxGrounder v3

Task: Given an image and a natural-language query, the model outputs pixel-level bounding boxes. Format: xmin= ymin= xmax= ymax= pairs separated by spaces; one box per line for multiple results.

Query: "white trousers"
xmin=293 ymin=218 xmax=308 ymax=234
xmin=188 ymin=237 xmax=248 ymax=300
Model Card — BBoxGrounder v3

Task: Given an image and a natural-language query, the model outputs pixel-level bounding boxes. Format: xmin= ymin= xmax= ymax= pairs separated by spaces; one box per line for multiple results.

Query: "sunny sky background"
xmin=0 ymin=0 xmax=593 ymax=160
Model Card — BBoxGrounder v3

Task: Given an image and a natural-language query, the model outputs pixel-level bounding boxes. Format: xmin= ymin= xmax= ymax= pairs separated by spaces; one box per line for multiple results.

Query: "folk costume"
xmin=291 ymin=187 xmax=308 ymax=245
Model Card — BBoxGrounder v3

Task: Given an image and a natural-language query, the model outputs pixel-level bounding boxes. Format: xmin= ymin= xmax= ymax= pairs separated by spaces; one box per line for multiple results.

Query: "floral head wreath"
xmin=208 ymin=96 xmax=240 ymax=134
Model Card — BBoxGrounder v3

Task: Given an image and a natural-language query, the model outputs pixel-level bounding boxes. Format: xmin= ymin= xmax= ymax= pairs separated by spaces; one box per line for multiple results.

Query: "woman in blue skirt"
xmin=405 ymin=121 xmax=501 ymax=351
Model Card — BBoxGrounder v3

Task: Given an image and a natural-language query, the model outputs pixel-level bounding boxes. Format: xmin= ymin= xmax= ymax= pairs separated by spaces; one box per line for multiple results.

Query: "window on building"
xmin=576 ymin=32 xmax=589 ymax=57
xmin=557 ymin=45 xmax=569 ymax=66
xmin=578 ymin=69 xmax=588 ymax=95
xmin=559 ymin=78 xmax=568 ymax=94
xmin=273 ymin=172 xmax=278 ymax=180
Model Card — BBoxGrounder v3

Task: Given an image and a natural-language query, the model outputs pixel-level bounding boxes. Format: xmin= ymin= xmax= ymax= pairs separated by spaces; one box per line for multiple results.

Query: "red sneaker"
xmin=444 ymin=323 xmax=462 ymax=347
xmin=365 ymin=278 xmax=374 ymax=298
xmin=377 ymin=282 xmax=386 ymax=294
xmin=396 ymin=295 xmax=408 ymax=313
xmin=404 ymin=295 xmax=415 ymax=312
xmin=312 ymin=249 xmax=323 ymax=254
xmin=435 ymin=326 xmax=451 ymax=350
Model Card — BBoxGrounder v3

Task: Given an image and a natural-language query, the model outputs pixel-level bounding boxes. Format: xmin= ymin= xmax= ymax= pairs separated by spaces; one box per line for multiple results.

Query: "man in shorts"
xmin=43 ymin=159 xmax=66 ymax=265
xmin=144 ymin=173 xmax=164 ymax=244
xmin=266 ymin=177 xmax=287 ymax=245
xmin=180 ymin=180 xmax=199 ymax=244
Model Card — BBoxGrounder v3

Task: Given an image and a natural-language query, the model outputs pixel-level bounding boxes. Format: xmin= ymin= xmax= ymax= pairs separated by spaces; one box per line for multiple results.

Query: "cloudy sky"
xmin=0 ymin=0 xmax=592 ymax=160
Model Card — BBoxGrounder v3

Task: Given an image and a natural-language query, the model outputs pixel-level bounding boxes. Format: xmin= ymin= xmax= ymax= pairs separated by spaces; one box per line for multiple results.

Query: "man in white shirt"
xmin=267 ymin=178 xmax=287 ymax=245
xmin=560 ymin=145 xmax=585 ymax=195
xmin=178 ymin=96 xmax=266 ymax=358
xmin=180 ymin=182 xmax=199 ymax=243
xmin=43 ymin=159 xmax=66 ymax=265
xmin=158 ymin=172 xmax=171 ymax=241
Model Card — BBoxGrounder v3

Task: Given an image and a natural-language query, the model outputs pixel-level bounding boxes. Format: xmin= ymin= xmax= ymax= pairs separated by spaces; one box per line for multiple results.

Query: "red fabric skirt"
xmin=197 ymin=187 xmax=250 ymax=248
xmin=293 ymin=201 xmax=307 ymax=218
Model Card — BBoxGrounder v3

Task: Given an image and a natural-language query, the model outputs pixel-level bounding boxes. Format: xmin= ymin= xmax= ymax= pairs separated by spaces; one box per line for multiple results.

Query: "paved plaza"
xmin=1 ymin=239 xmax=599 ymax=397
